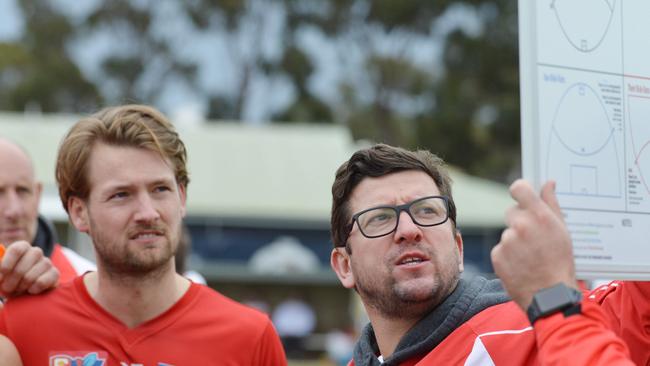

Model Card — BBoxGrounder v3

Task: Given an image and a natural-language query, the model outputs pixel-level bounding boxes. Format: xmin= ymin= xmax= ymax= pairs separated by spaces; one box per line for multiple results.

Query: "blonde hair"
xmin=56 ymin=104 xmax=189 ymax=212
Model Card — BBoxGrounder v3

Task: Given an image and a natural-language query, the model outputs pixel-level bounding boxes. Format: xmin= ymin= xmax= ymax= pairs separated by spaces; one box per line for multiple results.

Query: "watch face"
xmin=536 ymin=284 xmax=580 ymax=313
xmin=528 ymin=283 xmax=582 ymax=324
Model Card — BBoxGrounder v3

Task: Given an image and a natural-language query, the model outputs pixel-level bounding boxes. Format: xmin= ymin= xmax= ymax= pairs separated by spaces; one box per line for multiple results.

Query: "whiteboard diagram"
xmin=628 ymin=96 xmax=650 ymax=193
xmin=536 ymin=0 xmax=622 ymax=73
xmin=520 ymin=0 xmax=650 ymax=278
xmin=537 ymin=67 xmax=625 ymax=211
xmin=546 ymin=83 xmax=622 ymax=199
xmin=551 ymin=0 xmax=616 ymax=53
xmin=622 ymin=3 xmax=650 ymax=77
xmin=626 ymin=84 xmax=650 ymax=213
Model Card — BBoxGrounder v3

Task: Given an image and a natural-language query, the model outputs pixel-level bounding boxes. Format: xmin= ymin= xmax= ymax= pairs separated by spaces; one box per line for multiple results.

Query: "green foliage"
xmin=0 ymin=0 xmax=102 ymax=112
xmin=422 ymin=1 xmax=520 ymax=181
xmin=0 ymin=0 xmax=520 ymax=181
xmin=184 ymin=0 xmax=282 ymax=119
xmin=366 ymin=0 xmax=444 ymax=32
xmin=82 ymin=0 xmax=197 ymax=106
xmin=282 ymin=0 xmax=520 ymax=181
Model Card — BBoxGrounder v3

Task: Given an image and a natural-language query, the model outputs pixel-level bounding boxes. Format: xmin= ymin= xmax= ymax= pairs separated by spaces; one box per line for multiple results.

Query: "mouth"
xmin=129 ymin=230 xmax=164 ymax=241
xmin=395 ymin=252 xmax=429 ymax=267
xmin=1 ymin=227 xmax=25 ymax=238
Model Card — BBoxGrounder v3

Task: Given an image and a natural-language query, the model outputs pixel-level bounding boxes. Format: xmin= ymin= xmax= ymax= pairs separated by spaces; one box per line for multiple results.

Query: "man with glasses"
xmin=329 ymin=143 xmax=647 ymax=365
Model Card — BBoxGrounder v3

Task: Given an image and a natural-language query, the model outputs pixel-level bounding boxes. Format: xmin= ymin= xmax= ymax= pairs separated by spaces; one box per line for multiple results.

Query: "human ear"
xmin=330 ymin=247 xmax=356 ymax=289
xmin=68 ymin=197 xmax=90 ymax=233
xmin=455 ymin=231 xmax=464 ymax=273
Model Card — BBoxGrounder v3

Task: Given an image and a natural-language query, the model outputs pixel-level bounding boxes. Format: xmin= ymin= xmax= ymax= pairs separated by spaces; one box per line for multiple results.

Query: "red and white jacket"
xmin=33 ymin=216 xmax=95 ymax=283
xmin=349 ymin=279 xmax=649 ymax=366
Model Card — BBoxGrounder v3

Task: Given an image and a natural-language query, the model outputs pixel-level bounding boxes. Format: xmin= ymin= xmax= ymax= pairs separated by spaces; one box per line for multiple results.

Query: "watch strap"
xmin=527 ymin=283 xmax=582 ymax=324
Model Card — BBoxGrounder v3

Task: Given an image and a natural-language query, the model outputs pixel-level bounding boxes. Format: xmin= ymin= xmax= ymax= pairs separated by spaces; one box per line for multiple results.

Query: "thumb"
xmin=540 ymin=180 xmax=562 ymax=218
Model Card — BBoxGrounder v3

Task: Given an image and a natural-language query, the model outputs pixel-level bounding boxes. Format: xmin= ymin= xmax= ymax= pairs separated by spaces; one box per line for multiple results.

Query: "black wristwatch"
xmin=526 ymin=283 xmax=582 ymax=324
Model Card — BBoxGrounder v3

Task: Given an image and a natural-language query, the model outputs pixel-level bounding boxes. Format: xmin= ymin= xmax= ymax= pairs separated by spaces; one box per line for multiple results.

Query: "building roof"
xmin=0 ymin=111 xmax=512 ymax=228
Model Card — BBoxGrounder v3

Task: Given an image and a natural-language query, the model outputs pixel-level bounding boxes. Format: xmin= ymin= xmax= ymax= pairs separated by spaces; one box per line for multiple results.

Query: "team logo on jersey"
xmin=49 ymin=351 xmax=107 ymax=366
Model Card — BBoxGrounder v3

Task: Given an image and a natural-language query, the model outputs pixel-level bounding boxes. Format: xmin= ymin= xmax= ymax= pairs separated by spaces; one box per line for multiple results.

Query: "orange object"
xmin=0 ymin=243 xmax=5 ymax=259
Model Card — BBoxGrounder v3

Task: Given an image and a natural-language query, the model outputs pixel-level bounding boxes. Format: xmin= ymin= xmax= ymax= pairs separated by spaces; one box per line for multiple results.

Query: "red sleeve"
xmin=0 ymin=303 xmax=9 ymax=336
xmin=250 ymin=320 xmax=287 ymax=366
xmin=0 ymin=310 xmax=5 ymax=335
xmin=589 ymin=281 xmax=650 ymax=365
xmin=534 ymin=300 xmax=634 ymax=366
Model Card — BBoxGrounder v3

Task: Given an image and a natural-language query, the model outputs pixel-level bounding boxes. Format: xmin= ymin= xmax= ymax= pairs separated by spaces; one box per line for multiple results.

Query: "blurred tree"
xmin=186 ymin=0 xmax=254 ymax=119
xmin=284 ymin=0 xmax=520 ymax=181
xmin=183 ymin=0 xmax=335 ymax=123
xmin=0 ymin=0 xmax=101 ymax=113
xmin=281 ymin=0 xmax=442 ymax=145
xmin=272 ymin=45 xmax=333 ymax=123
xmin=81 ymin=0 xmax=197 ymax=107
xmin=420 ymin=1 xmax=520 ymax=182
xmin=0 ymin=0 xmax=520 ymax=181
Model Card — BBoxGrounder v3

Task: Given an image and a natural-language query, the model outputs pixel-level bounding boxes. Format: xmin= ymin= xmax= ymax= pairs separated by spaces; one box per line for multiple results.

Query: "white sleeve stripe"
xmin=477 ymin=326 xmax=533 ymax=338
xmin=61 ymin=246 xmax=97 ymax=274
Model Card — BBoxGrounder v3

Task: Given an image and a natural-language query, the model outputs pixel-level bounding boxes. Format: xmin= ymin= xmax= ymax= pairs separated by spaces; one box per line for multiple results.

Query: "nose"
xmin=394 ymin=210 xmax=422 ymax=244
xmin=2 ymin=190 xmax=25 ymax=219
xmin=133 ymin=192 xmax=161 ymax=223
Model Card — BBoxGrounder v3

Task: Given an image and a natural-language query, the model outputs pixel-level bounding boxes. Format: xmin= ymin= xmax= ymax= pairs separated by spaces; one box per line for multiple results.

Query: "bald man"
xmin=0 ymin=138 xmax=94 ymax=296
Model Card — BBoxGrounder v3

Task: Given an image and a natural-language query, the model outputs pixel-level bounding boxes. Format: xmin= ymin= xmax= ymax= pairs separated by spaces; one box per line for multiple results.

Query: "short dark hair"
xmin=330 ymin=143 xmax=456 ymax=249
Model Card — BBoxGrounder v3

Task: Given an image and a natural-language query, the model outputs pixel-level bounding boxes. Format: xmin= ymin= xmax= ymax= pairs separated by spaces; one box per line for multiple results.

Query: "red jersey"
xmin=591 ymin=281 xmax=650 ymax=364
xmin=0 ymin=275 xmax=286 ymax=366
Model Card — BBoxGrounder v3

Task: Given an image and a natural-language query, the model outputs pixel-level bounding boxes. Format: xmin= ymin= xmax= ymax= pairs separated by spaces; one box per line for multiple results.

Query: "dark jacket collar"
xmin=353 ymin=276 xmax=509 ymax=366
xmin=31 ymin=215 xmax=58 ymax=257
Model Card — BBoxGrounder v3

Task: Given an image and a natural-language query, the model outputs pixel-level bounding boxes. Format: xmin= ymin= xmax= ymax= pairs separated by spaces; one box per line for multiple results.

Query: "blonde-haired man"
xmin=0 ymin=105 xmax=286 ymax=365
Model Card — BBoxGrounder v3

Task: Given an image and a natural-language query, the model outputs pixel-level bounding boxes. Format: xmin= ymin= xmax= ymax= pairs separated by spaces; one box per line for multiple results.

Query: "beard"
xmin=88 ymin=216 xmax=180 ymax=279
xmin=353 ymin=248 xmax=461 ymax=320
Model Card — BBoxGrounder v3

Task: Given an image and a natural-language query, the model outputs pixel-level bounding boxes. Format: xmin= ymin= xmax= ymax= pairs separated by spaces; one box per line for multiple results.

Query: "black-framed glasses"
xmin=349 ymin=195 xmax=450 ymax=239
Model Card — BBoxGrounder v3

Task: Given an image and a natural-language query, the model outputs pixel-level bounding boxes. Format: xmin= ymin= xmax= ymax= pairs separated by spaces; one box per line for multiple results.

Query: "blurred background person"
xmin=272 ymin=297 xmax=317 ymax=359
xmin=0 ymin=137 xmax=92 ymax=292
xmin=175 ymin=224 xmax=206 ymax=284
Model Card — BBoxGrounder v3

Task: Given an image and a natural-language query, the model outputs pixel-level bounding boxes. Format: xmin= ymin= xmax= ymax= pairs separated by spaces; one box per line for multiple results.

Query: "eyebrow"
xmin=0 ymin=181 xmax=33 ymax=190
xmin=102 ymin=177 xmax=176 ymax=192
